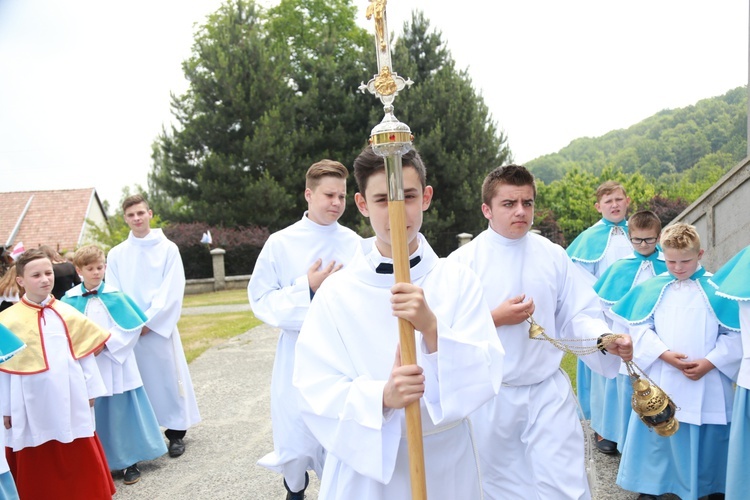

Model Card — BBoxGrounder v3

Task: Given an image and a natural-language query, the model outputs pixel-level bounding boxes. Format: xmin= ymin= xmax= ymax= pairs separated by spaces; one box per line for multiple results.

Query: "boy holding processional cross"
xmin=293 ymin=145 xmax=505 ymax=499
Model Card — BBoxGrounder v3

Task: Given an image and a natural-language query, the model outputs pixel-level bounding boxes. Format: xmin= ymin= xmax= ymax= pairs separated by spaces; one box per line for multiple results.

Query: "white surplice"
xmin=0 ymin=306 xmax=106 ymax=451
xmin=248 ymin=213 xmax=360 ymax=489
xmin=65 ymin=284 xmax=143 ymax=396
xmin=449 ymin=228 xmax=620 ymax=500
xmin=293 ymin=236 xmax=505 ymax=500
xmin=574 ymin=224 xmax=632 ymax=283
xmin=106 ymin=228 xmax=200 ymax=431
xmin=626 ymin=278 xmax=741 ymax=426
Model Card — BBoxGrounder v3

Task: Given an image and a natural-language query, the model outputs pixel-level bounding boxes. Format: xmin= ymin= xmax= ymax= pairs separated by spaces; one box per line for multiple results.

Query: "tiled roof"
xmin=0 ymin=188 xmax=107 ymax=252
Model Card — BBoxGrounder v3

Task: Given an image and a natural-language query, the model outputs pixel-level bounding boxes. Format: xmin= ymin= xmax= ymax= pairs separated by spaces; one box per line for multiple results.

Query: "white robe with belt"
xmin=248 ymin=213 xmax=360 ymax=483
xmin=294 ymin=236 xmax=505 ymax=500
xmin=106 ymin=228 xmax=200 ymax=430
xmin=449 ymin=228 xmax=620 ymax=500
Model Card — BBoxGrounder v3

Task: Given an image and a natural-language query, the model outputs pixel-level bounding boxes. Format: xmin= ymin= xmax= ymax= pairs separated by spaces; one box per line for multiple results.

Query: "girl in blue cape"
xmin=612 ymin=223 xmax=740 ymax=500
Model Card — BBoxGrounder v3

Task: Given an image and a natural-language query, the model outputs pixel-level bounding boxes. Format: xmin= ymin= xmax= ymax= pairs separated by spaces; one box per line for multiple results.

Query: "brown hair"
xmin=0 ymin=265 xmax=22 ymax=298
xmin=73 ymin=245 xmax=106 ymax=269
xmin=122 ymin=194 xmax=150 ymax=212
xmin=353 ymin=145 xmax=427 ymax=196
xmin=38 ymin=245 xmax=65 ymax=264
xmin=305 ymin=160 xmax=349 ymax=190
xmin=628 ymin=210 xmax=662 ymax=233
xmin=595 ymin=181 xmax=627 ymax=202
xmin=481 ymin=164 xmax=536 ymax=206
xmin=660 ymin=223 xmax=701 ymax=252
xmin=15 ymin=248 xmax=52 ymax=277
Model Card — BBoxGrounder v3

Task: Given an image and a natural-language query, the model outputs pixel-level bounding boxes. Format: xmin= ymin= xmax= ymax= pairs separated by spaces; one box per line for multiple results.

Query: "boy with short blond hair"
xmin=249 ymin=159 xmax=361 ymax=499
xmin=612 ymin=223 xmax=741 ymax=499
xmin=293 ymin=145 xmax=506 ymax=499
xmin=0 ymin=248 xmax=114 ymax=498
xmin=591 ymin=210 xmax=667 ymax=454
xmin=567 ymin=180 xmax=633 ymax=442
xmin=63 ymin=244 xmax=167 ymax=485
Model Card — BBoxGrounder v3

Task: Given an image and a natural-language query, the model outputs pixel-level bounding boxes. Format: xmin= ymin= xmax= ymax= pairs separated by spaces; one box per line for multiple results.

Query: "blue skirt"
xmin=726 ymin=386 xmax=750 ymax=500
xmin=589 ymin=372 xmax=621 ymax=442
xmin=0 ymin=471 xmax=19 ymax=500
xmin=576 ymin=359 xmax=592 ymax=420
xmin=614 ymin=374 xmax=634 ymax=453
xmin=95 ymin=386 xmax=168 ymax=470
xmin=617 ymin=416 xmax=729 ymax=499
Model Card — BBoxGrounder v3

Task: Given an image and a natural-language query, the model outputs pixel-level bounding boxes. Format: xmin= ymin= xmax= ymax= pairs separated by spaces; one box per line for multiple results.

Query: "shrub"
xmin=163 ymin=223 xmax=269 ymax=280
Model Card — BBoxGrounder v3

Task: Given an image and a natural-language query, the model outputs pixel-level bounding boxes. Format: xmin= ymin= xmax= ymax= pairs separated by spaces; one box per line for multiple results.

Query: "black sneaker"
xmin=284 ymin=472 xmax=309 ymax=500
xmin=168 ymin=438 xmax=185 ymax=458
xmin=123 ymin=464 xmax=141 ymax=485
xmin=594 ymin=432 xmax=618 ymax=455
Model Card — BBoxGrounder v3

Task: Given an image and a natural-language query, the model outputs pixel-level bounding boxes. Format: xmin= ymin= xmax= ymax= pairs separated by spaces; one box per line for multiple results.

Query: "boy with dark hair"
xmin=106 ymin=194 xmax=201 ymax=458
xmin=63 ymin=244 xmax=167 ymax=485
xmin=0 ymin=248 xmax=115 ymax=498
xmin=293 ymin=145 xmax=505 ymax=499
xmin=591 ymin=210 xmax=667 ymax=454
xmin=249 ymin=159 xmax=361 ymax=499
xmin=449 ymin=164 xmax=633 ymax=499
xmin=613 ymin=223 xmax=740 ymax=499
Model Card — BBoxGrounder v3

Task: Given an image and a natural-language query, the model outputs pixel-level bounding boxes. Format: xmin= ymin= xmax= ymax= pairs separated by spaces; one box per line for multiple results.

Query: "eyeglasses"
xmin=630 ymin=237 xmax=658 ymax=245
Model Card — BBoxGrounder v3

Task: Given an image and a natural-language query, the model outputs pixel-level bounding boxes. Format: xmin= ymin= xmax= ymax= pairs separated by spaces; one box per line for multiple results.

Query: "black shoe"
xmin=284 ymin=472 xmax=309 ymax=500
xmin=168 ymin=438 xmax=185 ymax=458
xmin=123 ymin=464 xmax=141 ymax=485
xmin=637 ymin=494 xmax=659 ymax=500
xmin=594 ymin=432 xmax=618 ymax=454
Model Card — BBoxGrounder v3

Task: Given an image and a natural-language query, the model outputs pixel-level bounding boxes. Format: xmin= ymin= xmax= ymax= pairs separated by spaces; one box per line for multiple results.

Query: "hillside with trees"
xmin=529 ymin=87 xmax=747 ymax=245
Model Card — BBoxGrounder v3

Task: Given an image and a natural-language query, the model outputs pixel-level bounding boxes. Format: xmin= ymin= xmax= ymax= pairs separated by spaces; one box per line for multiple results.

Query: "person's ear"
xmin=354 ymin=192 xmax=369 ymax=217
xmin=697 ymin=249 xmax=705 ymax=260
xmin=481 ymin=203 xmax=492 ymax=221
xmin=421 ymin=186 xmax=433 ymax=211
xmin=304 ymin=188 xmax=312 ymax=203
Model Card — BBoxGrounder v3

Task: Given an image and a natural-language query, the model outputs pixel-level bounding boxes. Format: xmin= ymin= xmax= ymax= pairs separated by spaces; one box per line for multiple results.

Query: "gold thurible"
xmin=525 ymin=312 xmax=680 ymax=437
xmin=628 ymin=366 xmax=679 ymax=437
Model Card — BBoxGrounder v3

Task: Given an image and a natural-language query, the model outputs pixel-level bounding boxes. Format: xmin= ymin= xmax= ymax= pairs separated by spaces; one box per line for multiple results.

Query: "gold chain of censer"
xmin=526 ymin=313 xmax=680 ymax=437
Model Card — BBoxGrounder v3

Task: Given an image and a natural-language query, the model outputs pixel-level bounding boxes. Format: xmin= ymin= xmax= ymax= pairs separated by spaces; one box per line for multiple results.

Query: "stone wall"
xmin=673 ymin=156 xmax=750 ymax=271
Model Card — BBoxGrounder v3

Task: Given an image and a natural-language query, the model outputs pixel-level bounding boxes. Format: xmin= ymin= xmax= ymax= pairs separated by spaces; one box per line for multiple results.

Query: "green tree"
xmin=388 ymin=11 xmax=511 ymax=254
xmin=151 ymin=0 xmax=297 ymax=228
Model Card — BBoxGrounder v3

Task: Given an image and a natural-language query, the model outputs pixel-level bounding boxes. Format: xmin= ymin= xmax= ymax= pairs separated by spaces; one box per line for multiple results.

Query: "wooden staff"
xmin=383 ymin=153 xmax=427 ymax=500
xmin=363 ymin=1 xmax=426 ymax=497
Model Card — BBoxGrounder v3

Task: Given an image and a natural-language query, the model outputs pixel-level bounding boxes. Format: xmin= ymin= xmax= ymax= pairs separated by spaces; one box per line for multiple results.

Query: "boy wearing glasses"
xmin=591 ymin=210 xmax=667 ymax=453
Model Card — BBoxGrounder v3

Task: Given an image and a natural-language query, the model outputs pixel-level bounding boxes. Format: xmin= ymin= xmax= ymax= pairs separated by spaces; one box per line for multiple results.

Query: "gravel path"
xmin=111 ymin=312 xmax=638 ymax=499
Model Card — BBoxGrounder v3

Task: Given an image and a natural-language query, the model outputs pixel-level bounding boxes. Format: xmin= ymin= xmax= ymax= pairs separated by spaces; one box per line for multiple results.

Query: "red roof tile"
xmin=0 ymin=188 xmax=108 ymax=253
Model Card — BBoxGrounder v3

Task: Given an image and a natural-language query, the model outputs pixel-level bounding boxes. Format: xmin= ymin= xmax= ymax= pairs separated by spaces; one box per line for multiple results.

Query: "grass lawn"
xmin=182 ymin=288 xmax=249 ymax=308
xmin=562 ymin=352 xmax=578 ymax=392
xmin=179 ymin=289 xmax=261 ymax=363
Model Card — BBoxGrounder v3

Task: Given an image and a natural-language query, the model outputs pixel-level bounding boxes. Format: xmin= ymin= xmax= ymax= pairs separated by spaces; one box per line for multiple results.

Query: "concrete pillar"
xmin=210 ymin=248 xmax=227 ymax=291
xmin=457 ymin=232 xmax=473 ymax=247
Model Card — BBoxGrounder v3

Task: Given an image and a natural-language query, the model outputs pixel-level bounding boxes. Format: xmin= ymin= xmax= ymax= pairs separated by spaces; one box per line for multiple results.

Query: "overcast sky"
xmin=1 ymin=0 xmax=747 ymax=209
